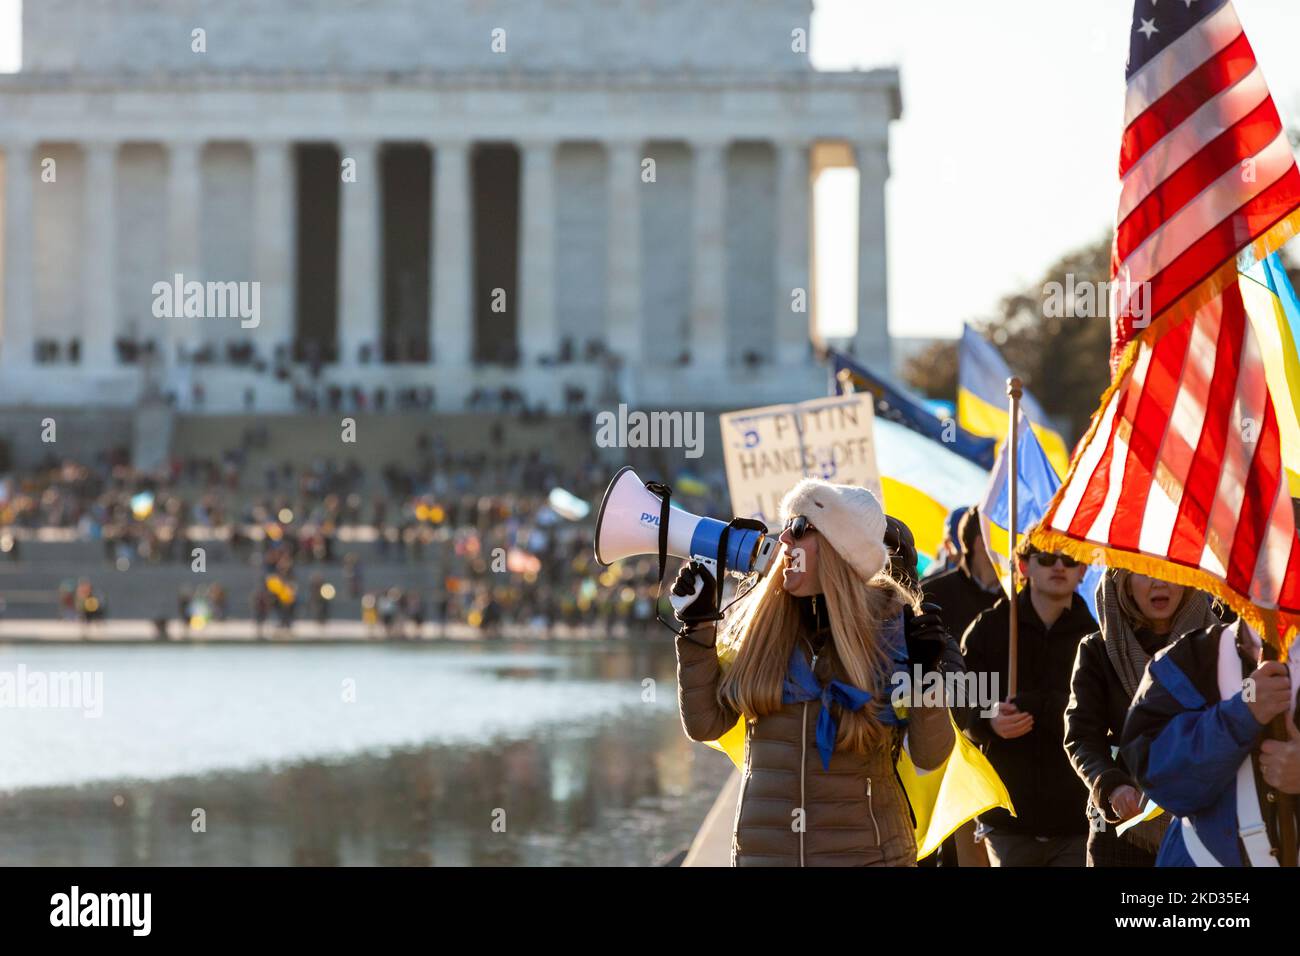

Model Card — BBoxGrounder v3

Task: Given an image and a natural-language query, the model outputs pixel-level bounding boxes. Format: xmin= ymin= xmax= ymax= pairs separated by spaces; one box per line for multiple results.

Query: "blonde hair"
xmin=717 ymin=542 xmax=920 ymax=753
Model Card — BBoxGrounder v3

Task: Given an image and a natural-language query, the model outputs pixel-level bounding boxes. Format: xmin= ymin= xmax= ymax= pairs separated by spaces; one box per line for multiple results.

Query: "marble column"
xmin=518 ymin=139 xmax=557 ymax=367
xmin=252 ymin=139 xmax=296 ymax=364
xmin=2 ymin=141 xmax=35 ymax=370
xmin=605 ymin=140 xmax=642 ymax=363
xmin=774 ymin=140 xmax=811 ymax=368
xmin=432 ymin=139 xmax=473 ymax=369
xmin=690 ymin=139 xmax=728 ymax=370
xmin=166 ymin=139 xmax=204 ymax=359
xmin=83 ymin=140 xmax=120 ymax=370
xmin=338 ymin=139 xmax=381 ymax=366
xmin=855 ymin=137 xmax=892 ymax=372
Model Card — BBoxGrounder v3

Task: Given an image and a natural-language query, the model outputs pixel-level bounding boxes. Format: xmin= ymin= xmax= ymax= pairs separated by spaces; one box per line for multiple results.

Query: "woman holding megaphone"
xmin=670 ymin=477 xmax=956 ymax=866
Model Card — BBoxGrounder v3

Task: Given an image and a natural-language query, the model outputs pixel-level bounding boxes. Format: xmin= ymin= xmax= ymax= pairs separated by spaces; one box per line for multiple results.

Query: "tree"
xmin=905 ymin=226 xmax=1300 ymax=447
xmin=982 ymin=234 xmax=1114 ymax=441
xmin=901 ymin=340 xmax=957 ymax=402
xmin=903 ymin=233 xmax=1113 ymax=442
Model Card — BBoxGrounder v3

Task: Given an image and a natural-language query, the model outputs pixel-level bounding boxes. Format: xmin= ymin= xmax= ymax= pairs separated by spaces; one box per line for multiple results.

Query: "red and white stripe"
xmin=1110 ymin=1 xmax=1300 ymax=367
xmin=1050 ymin=284 xmax=1300 ymax=616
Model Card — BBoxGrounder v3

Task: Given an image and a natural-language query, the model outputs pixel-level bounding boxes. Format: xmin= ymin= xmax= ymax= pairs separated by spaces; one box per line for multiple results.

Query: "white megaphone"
xmin=593 ymin=466 xmax=779 ymax=577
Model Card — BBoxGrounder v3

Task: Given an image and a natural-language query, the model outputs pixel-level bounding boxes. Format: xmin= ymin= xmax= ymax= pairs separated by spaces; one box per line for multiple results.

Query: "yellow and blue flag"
xmin=979 ymin=408 xmax=1103 ymax=616
xmin=873 ymin=418 xmax=988 ymax=575
xmin=958 ymin=325 xmax=1071 ymax=478
xmin=1240 ymin=252 xmax=1300 ymax=497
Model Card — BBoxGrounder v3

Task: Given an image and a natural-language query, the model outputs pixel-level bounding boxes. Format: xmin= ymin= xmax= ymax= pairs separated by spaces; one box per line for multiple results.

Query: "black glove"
xmin=904 ymin=601 xmax=949 ymax=674
xmin=669 ymin=561 xmax=719 ymax=631
xmin=884 ymin=515 xmax=919 ymax=589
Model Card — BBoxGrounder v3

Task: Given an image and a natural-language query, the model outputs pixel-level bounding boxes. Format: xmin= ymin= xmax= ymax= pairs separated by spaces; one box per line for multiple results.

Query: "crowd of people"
xmin=0 ymin=437 xmax=727 ymax=638
xmin=920 ymin=504 xmax=1281 ymax=868
xmin=10 ymin=440 xmax=1297 ymax=866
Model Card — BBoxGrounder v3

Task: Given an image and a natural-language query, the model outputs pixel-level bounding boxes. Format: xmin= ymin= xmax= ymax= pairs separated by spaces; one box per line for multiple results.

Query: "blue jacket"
xmin=1119 ymin=625 xmax=1285 ymax=866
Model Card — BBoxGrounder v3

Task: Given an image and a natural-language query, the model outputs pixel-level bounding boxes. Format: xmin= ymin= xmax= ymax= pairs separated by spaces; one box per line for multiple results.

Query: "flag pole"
xmin=1007 ymin=377 xmax=1022 ymax=700
xmin=1261 ymin=610 xmax=1296 ymax=866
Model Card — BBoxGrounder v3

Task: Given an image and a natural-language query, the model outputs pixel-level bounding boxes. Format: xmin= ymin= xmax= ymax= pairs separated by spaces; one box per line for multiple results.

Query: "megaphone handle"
xmin=644 ymin=480 xmax=690 ymax=635
xmin=643 ymin=480 xmax=672 ymax=590
xmin=693 ymin=556 xmax=718 ymax=576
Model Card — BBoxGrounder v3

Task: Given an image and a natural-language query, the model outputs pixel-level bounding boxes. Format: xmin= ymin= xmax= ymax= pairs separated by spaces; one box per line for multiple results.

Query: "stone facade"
xmin=22 ymin=0 xmax=822 ymax=75
xmin=0 ymin=0 xmax=899 ymax=413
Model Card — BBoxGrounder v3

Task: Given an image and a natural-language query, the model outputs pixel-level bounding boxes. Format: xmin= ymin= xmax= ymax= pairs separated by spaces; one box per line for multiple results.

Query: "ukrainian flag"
xmin=1241 ymin=252 xmax=1300 ymax=497
xmin=978 ymin=408 xmax=1103 ymax=615
xmin=958 ymin=325 xmax=1071 ymax=478
xmin=873 ymin=417 xmax=988 ymax=575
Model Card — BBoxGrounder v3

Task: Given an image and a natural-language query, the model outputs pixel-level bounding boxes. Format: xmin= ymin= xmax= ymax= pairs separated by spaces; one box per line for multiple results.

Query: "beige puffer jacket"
xmin=676 ymin=618 xmax=953 ymax=867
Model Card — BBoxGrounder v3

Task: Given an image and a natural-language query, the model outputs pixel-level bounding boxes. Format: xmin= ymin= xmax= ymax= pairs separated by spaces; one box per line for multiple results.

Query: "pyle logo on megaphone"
xmin=594 ymin=467 xmax=778 ymax=577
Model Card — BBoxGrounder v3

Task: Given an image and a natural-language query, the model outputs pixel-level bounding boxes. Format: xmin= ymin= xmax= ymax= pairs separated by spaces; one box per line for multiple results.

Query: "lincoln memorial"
xmin=0 ymin=0 xmax=899 ymax=416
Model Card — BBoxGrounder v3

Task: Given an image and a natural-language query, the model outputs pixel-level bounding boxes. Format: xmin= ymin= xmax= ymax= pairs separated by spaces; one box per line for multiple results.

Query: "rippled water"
xmin=0 ymin=641 xmax=734 ymax=865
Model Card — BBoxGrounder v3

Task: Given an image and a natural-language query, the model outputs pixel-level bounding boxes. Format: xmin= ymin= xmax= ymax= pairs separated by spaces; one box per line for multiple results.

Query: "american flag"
xmin=1110 ymin=0 xmax=1300 ymax=368
xmin=1035 ymin=0 xmax=1300 ymax=644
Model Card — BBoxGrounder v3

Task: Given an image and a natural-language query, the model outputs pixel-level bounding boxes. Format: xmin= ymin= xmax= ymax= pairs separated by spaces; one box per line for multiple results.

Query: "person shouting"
xmin=670 ymin=478 xmax=954 ymax=867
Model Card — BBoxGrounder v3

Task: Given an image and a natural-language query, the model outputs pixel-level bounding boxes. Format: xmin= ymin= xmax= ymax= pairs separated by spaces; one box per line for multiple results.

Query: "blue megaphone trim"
xmin=688 ymin=517 xmax=766 ymax=575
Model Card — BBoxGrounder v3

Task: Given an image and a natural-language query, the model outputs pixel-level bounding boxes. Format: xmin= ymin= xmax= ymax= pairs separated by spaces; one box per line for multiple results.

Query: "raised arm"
xmin=668 ymin=563 xmax=741 ymax=744
xmin=902 ymin=603 xmax=956 ymax=770
xmin=674 ymin=623 xmax=742 ymax=743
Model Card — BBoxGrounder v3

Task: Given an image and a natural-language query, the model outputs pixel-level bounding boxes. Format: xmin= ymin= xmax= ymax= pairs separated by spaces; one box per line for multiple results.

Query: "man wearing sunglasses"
xmin=958 ymin=541 xmax=1097 ymax=867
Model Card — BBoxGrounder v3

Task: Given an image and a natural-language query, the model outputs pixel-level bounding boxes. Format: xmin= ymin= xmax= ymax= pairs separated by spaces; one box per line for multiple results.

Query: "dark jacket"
xmin=959 ymin=587 xmax=1097 ymax=836
xmin=923 ymin=566 xmax=1001 ymax=650
xmin=1064 ymin=630 xmax=1168 ymax=867
xmin=675 ymin=604 xmax=955 ymax=867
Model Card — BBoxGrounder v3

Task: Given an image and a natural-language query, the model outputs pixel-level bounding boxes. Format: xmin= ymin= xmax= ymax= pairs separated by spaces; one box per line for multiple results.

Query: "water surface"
xmin=0 ymin=641 xmax=733 ymax=865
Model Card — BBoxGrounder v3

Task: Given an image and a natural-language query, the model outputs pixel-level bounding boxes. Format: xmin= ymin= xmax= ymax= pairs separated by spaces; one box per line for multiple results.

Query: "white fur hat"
xmin=779 ymin=478 xmax=889 ymax=582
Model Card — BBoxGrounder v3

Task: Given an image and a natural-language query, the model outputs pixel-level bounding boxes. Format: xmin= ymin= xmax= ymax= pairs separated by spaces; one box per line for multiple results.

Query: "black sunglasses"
xmin=785 ymin=515 xmax=817 ymax=540
xmin=1030 ymin=551 xmax=1081 ymax=569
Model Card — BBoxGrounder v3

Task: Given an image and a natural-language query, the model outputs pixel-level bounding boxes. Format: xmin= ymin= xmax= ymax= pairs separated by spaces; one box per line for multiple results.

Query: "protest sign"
xmin=719 ymin=394 xmax=880 ymax=528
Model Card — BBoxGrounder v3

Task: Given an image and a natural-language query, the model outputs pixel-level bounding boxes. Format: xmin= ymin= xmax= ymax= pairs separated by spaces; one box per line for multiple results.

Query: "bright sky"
xmin=811 ymin=0 xmax=1300 ymax=339
xmin=0 ymin=0 xmax=15 ymax=73
xmin=1 ymin=0 xmax=1297 ymax=341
